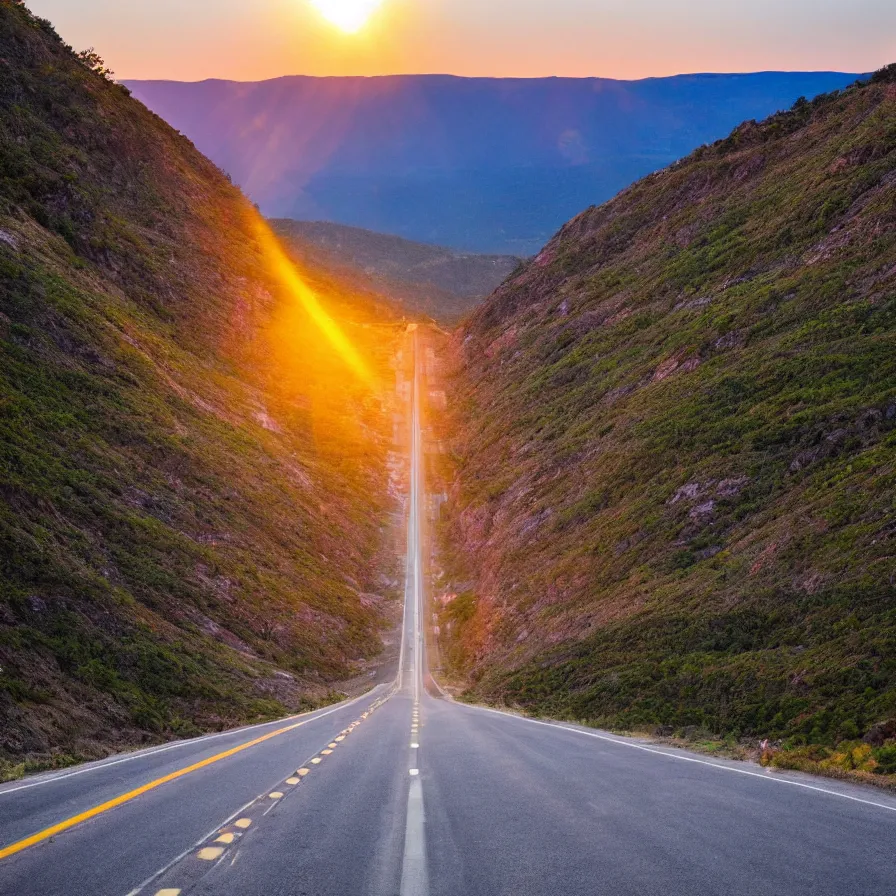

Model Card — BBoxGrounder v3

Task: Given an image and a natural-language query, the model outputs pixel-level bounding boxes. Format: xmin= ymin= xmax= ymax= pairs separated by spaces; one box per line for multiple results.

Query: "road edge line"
xmin=0 ymin=686 xmax=384 ymax=799
xmin=458 ymin=703 xmax=896 ymax=814
xmin=0 ymin=698 xmax=367 ymax=861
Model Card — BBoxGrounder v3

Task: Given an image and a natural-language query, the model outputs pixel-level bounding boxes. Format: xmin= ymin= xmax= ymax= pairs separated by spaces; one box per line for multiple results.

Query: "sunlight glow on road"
xmin=248 ymin=213 xmax=373 ymax=384
xmin=307 ymin=0 xmax=384 ymax=33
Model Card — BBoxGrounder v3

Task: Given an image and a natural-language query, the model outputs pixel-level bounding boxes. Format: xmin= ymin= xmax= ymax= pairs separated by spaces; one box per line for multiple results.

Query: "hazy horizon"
xmin=127 ymin=68 xmax=868 ymax=87
xmin=25 ymin=0 xmax=896 ymax=82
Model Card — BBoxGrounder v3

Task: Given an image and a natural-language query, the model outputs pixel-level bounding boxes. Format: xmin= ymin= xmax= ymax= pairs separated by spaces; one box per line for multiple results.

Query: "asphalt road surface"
xmin=1 ymin=327 xmax=895 ymax=896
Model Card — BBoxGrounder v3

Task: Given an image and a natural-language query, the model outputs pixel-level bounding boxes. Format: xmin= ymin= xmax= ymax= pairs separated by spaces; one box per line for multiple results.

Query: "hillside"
xmin=440 ymin=68 xmax=896 ymax=769
xmin=125 ymin=72 xmax=861 ymax=254
xmin=272 ymin=220 xmax=520 ymax=322
xmin=0 ymin=0 xmax=403 ymax=776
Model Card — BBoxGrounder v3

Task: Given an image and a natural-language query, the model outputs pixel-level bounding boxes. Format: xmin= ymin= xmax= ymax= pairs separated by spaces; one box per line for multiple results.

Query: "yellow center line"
xmin=0 ymin=718 xmax=313 ymax=861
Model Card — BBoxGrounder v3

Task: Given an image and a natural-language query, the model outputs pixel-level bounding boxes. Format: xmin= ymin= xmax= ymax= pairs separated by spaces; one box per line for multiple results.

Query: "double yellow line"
xmin=0 ymin=718 xmax=310 ymax=861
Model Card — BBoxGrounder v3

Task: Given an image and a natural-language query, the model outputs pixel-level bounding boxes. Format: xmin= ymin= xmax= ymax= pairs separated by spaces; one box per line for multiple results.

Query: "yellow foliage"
xmin=821 ymin=742 xmax=878 ymax=772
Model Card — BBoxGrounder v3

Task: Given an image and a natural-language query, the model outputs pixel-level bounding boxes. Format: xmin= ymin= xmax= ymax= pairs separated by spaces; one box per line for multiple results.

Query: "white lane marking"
xmin=428 ymin=674 xmax=451 ymax=701
xmin=461 ymin=704 xmax=896 ymax=815
xmin=399 ymin=775 xmax=428 ymax=896
xmin=411 ymin=743 xmax=420 ymax=749
xmin=398 ymin=331 xmax=429 ymax=896
xmin=409 ymin=328 xmax=424 ymax=706
xmin=0 ymin=688 xmax=382 ymax=798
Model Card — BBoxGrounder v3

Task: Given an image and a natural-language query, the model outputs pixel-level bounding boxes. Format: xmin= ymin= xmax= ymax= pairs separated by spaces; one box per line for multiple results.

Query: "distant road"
xmin=1 ymin=327 xmax=894 ymax=895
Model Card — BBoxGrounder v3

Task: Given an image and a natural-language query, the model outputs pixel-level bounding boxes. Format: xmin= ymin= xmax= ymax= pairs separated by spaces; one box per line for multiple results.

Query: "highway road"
xmin=1 ymin=326 xmax=895 ymax=895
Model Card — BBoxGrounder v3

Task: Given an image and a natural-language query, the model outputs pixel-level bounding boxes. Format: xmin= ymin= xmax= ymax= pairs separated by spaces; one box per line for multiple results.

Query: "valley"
xmin=272 ymin=219 xmax=521 ymax=322
xmin=125 ymin=71 xmax=864 ymax=254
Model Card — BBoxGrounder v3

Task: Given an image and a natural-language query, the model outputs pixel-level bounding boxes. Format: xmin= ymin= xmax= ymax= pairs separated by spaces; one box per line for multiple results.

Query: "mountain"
xmin=124 ymin=72 xmax=864 ymax=255
xmin=272 ymin=220 xmax=521 ymax=322
xmin=0 ymin=0 xmax=401 ymax=775
xmin=438 ymin=68 xmax=896 ymax=766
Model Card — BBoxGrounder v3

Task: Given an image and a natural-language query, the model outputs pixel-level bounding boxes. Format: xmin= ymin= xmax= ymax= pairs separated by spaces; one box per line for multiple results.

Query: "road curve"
xmin=1 ymin=326 xmax=895 ymax=895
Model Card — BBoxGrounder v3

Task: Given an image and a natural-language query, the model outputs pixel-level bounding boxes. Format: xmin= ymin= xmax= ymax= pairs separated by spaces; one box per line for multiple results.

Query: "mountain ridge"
xmin=125 ymin=71 xmax=864 ymax=254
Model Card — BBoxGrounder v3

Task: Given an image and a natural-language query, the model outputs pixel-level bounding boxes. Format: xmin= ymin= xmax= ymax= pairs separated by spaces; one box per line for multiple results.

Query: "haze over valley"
xmin=127 ymin=72 xmax=862 ymax=253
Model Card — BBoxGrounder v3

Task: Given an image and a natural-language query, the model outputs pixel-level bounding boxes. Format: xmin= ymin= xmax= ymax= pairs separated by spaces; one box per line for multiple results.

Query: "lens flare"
xmin=248 ymin=213 xmax=373 ymax=384
xmin=307 ymin=0 xmax=383 ymax=33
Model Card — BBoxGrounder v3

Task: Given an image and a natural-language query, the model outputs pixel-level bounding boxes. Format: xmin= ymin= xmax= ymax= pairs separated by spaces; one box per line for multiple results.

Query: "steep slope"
xmin=125 ymin=72 xmax=862 ymax=254
xmin=0 ymin=1 xmax=402 ymax=775
xmin=272 ymin=219 xmax=521 ymax=322
xmin=441 ymin=68 xmax=896 ymax=764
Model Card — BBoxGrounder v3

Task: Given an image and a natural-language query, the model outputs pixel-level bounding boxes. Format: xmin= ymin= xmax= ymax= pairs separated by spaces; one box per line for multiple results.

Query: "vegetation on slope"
xmin=0 ymin=0 xmax=402 ymax=776
xmin=272 ymin=219 xmax=521 ymax=322
xmin=441 ymin=67 xmax=896 ymax=777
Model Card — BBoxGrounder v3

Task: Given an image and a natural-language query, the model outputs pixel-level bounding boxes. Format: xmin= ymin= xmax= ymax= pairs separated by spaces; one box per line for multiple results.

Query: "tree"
xmin=76 ymin=47 xmax=114 ymax=81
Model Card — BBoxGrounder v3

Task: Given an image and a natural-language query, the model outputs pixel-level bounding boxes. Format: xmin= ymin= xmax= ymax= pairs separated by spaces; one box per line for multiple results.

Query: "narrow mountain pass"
xmin=2 ymin=5 xmax=895 ymax=896
xmin=0 ymin=326 xmax=895 ymax=896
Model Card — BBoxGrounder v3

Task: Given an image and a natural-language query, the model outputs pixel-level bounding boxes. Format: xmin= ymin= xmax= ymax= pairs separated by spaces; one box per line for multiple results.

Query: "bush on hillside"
xmin=870 ymin=63 xmax=896 ymax=85
xmin=76 ymin=48 xmax=114 ymax=80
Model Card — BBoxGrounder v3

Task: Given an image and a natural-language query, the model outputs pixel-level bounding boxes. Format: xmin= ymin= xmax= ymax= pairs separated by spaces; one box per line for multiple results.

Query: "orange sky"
xmin=26 ymin=0 xmax=895 ymax=81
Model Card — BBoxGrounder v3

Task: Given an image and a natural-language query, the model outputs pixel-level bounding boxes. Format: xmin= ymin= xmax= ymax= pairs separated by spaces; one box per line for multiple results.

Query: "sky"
xmin=26 ymin=0 xmax=896 ymax=82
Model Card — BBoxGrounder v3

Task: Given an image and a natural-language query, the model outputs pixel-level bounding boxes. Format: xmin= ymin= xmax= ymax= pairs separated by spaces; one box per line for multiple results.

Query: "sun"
xmin=308 ymin=0 xmax=384 ymax=33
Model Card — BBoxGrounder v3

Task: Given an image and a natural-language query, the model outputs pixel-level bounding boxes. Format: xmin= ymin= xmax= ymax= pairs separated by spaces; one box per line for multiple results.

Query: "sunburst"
xmin=308 ymin=0 xmax=384 ymax=33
